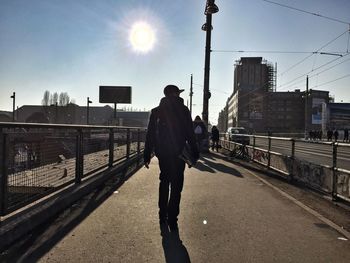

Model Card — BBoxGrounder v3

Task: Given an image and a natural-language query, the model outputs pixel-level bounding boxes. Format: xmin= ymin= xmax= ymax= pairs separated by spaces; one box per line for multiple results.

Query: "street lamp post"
xmin=202 ymin=0 xmax=219 ymax=127
xmin=10 ymin=92 xmax=15 ymax=122
xmin=304 ymin=75 xmax=309 ymax=139
xmin=87 ymin=97 xmax=92 ymax=125
xmin=190 ymin=74 xmax=193 ymax=116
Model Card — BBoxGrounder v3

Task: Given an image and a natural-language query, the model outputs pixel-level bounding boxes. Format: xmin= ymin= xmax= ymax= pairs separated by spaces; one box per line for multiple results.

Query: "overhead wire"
xmin=212 ymin=50 xmax=346 ymax=55
xmin=213 ymin=50 xmax=316 ymax=54
xmin=279 ymin=29 xmax=349 ymax=76
xmin=278 ymin=52 xmax=350 ymax=90
xmin=261 ymin=0 xmax=350 ymax=25
xmin=311 ymin=73 xmax=350 ymax=89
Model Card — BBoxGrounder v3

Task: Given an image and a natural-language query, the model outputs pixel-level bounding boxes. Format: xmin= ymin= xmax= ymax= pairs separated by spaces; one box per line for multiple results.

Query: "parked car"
xmin=226 ymin=127 xmax=250 ymax=145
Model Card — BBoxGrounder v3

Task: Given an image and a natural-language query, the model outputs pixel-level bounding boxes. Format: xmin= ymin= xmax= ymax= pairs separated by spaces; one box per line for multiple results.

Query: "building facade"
xmin=8 ymin=104 xmax=150 ymax=127
xmin=230 ymin=57 xmax=275 ymax=132
xmin=218 ymin=57 xmax=330 ymax=135
xmin=322 ymin=103 xmax=350 ymax=132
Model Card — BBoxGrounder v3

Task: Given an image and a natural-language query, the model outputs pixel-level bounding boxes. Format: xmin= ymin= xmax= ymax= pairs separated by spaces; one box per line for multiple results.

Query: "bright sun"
xmin=129 ymin=22 xmax=155 ymax=53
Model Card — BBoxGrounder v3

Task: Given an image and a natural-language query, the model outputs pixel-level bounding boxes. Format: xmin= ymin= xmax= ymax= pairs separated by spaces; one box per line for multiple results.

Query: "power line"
xmin=311 ymin=73 xmax=350 ymax=89
xmin=261 ymin=0 xmax=350 ymax=25
xmin=280 ymin=53 xmax=314 ymax=76
xmin=212 ymin=50 xmax=345 ymax=55
xmin=213 ymin=50 xmax=314 ymax=54
xmin=279 ymin=29 xmax=349 ymax=76
xmin=309 ymin=55 xmax=350 ymax=78
xmin=278 ymin=53 xmax=350 ymax=90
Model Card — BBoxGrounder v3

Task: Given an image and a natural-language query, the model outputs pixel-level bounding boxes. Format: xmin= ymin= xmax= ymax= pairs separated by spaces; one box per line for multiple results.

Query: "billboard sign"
xmin=99 ymin=86 xmax=132 ymax=104
xmin=312 ymin=98 xmax=324 ymax=125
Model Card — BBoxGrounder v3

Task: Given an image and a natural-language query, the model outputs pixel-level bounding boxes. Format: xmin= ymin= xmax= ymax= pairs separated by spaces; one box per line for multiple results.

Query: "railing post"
xmin=252 ymin=135 xmax=256 ymax=161
xmin=0 ymin=129 xmax=8 ymax=216
xmin=126 ymin=128 xmax=130 ymax=159
xmin=137 ymin=129 xmax=141 ymax=165
xmin=75 ymin=129 xmax=83 ymax=184
xmin=137 ymin=129 xmax=141 ymax=155
xmin=109 ymin=128 xmax=114 ymax=168
xmin=332 ymin=142 xmax=338 ymax=200
xmin=267 ymin=136 xmax=271 ymax=168
xmin=290 ymin=139 xmax=295 ymax=182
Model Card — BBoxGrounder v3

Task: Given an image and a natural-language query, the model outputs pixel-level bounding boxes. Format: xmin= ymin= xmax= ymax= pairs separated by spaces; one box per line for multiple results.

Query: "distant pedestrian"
xmin=309 ymin=130 xmax=313 ymax=140
xmin=327 ymin=129 xmax=333 ymax=141
xmin=193 ymin=115 xmax=207 ymax=152
xmin=319 ymin=130 xmax=323 ymax=140
xmin=211 ymin=126 xmax=220 ymax=152
xmin=344 ymin=128 xmax=349 ymax=142
xmin=334 ymin=129 xmax=339 ymax=141
xmin=144 ymin=84 xmax=199 ymax=232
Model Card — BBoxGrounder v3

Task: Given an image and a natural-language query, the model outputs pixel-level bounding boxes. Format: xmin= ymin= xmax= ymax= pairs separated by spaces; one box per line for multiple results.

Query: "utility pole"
xmin=10 ymin=92 xmax=15 ymax=122
xmin=190 ymin=74 xmax=193 ymax=116
xmin=55 ymin=102 xmax=58 ymax=123
xmin=202 ymin=10 xmax=213 ymax=127
xmin=114 ymin=103 xmax=117 ymax=125
xmin=304 ymin=75 xmax=309 ymax=139
xmin=202 ymin=0 xmax=219 ymax=127
xmin=87 ymin=97 xmax=92 ymax=125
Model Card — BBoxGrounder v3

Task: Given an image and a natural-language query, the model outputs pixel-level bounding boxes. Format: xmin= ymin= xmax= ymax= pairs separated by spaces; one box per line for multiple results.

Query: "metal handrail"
xmin=220 ymin=134 xmax=350 ymax=203
xmin=0 ymin=123 xmax=147 ymax=216
xmin=0 ymin=121 xmax=145 ymax=130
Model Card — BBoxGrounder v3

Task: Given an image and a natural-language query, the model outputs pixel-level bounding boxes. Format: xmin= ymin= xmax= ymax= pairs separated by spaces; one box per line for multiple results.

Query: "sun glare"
xmin=129 ymin=22 xmax=156 ymax=53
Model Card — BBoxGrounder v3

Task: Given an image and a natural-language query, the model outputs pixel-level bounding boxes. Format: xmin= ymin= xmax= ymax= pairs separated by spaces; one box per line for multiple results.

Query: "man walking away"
xmin=144 ymin=85 xmax=199 ymax=232
xmin=211 ymin=126 xmax=220 ymax=152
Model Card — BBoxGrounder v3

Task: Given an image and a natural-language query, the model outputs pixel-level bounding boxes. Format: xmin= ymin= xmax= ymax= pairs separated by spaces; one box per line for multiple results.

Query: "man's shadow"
xmin=160 ymin=224 xmax=191 ymax=263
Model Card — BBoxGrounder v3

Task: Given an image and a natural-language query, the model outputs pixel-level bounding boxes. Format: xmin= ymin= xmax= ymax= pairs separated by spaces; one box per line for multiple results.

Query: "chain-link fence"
xmin=0 ymin=123 xmax=146 ymax=216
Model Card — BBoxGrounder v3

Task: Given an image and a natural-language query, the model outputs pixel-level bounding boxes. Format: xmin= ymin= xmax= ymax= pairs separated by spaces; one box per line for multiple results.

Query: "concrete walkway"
xmin=10 ymin=153 xmax=350 ymax=262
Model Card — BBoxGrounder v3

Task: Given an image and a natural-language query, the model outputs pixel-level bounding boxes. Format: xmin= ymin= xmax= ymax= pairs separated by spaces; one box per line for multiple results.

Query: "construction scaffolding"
xmin=266 ymin=62 xmax=277 ymax=92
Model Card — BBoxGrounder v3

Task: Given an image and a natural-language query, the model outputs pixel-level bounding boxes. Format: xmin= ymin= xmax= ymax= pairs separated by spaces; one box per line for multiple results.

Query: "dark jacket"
xmin=211 ymin=127 xmax=220 ymax=141
xmin=144 ymin=96 xmax=199 ymax=162
xmin=193 ymin=120 xmax=207 ymax=140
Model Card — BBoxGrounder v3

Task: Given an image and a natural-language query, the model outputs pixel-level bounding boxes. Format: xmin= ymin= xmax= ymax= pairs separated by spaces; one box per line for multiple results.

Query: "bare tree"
xmin=43 ymin=90 xmax=73 ymax=106
xmin=52 ymin=92 xmax=58 ymax=105
xmin=59 ymin=92 xmax=70 ymax=106
xmin=42 ymin=90 xmax=50 ymax=106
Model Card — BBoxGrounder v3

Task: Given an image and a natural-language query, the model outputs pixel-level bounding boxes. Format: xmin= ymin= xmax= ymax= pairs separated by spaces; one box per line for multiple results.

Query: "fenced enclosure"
xmin=220 ymin=135 xmax=350 ymax=203
xmin=0 ymin=122 xmax=146 ymax=216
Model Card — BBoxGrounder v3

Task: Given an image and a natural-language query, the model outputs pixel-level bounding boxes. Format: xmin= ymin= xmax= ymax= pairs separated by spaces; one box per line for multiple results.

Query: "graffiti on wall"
xmin=270 ymin=154 xmax=291 ymax=176
xmin=293 ymin=159 xmax=332 ymax=193
xmin=250 ymin=148 xmax=268 ymax=165
xmin=337 ymin=172 xmax=350 ymax=199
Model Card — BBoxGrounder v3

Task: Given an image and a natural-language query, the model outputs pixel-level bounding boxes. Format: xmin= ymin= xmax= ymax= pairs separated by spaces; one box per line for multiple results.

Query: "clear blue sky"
xmin=1 ymin=0 xmax=349 ymax=124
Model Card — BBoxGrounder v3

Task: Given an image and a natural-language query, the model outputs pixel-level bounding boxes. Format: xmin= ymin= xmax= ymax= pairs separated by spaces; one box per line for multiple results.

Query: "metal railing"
xmin=220 ymin=135 xmax=350 ymax=203
xmin=0 ymin=122 xmax=146 ymax=216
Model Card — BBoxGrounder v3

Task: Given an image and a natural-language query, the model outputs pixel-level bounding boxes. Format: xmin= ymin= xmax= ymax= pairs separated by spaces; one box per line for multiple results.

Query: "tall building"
xmin=230 ymin=57 xmax=276 ymax=132
xmin=218 ymin=57 xmax=330 ymax=135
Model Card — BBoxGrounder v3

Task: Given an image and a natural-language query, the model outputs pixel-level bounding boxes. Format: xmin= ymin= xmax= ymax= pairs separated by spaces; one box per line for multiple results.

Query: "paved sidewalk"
xmin=8 ymin=153 xmax=350 ymax=262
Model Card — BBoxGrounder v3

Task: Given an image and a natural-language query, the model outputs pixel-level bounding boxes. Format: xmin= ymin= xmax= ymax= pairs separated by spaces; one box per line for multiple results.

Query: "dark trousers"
xmin=211 ymin=139 xmax=219 ymax=151
xmin=158 ymin=155 xmax=185 ymax=224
